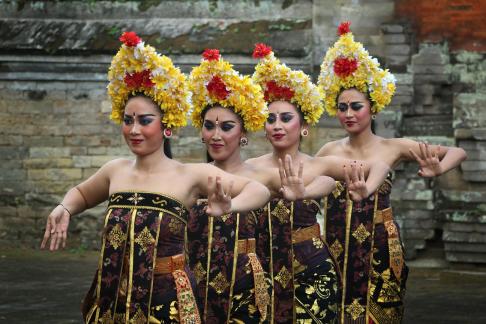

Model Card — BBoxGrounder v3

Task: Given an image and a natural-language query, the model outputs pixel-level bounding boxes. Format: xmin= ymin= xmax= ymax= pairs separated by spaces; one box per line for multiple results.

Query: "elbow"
xmin=458 ymin=147 xmax=467 ymax=162
xmin=327 ymin=177 xmax=336 ymax=192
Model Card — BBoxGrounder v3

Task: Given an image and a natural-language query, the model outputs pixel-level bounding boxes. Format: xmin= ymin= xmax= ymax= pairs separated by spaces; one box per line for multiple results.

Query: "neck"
xmin=133 ymin=147 xmax=168 ymax=173
xmin=213 ymin=149 xmax=245 ymax=174
xmin=348 ymin=126 xmax=375 ymax=149
xmin=271 ymin=142 xmax=301 ymax=167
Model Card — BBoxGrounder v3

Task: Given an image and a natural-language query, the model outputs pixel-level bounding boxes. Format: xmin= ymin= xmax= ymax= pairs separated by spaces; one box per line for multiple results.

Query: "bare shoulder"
xmin=101 ymin=158 xmax=132 ymax=176
xmin=246 ymin=153 xmax=273 ymax=168
xmin=383 ymin=137 xmax=416 ymax=153
xmin=316 ymin=139 xmax=346 ymax=157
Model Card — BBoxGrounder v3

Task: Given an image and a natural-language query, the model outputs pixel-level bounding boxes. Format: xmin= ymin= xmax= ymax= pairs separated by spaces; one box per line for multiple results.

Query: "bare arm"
xmin=265 ymin=155 xmax=336 ymax=200
xmin=301 ymin=175 xmax=336 ymax=199
xmin=196 ymin=164 xmax=270 ymax=216
xmin=41 ymin=159 xmax=113 ymax=251
xmin=400 ymin=139 xmax=467 ymax=177
xmin=310 ymin=156 xmax=390 ymax=197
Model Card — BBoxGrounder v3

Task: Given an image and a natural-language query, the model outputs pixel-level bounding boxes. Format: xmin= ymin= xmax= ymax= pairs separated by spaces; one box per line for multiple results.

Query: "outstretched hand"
xmin=278 ymin=154 xmax=305 ymax=201
xmin=409 ymin=142 xmax=442 ymax=177
xmin=344 ymin=162 xmax=369 ymax=202
xmin=206 ymin=176 xmax=233 ymax=217
xmin=40 ymin=205 xmax=70 ymax=251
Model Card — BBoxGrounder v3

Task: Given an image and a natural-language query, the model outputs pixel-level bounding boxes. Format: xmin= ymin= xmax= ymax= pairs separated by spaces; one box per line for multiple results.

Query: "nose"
xmin=345 ymin=107 xmax=353 ymax=117
xmin=273 ymin=117 xmax=283 ymax=130
xmin=211 ymin=127 xmax=222 ymax=140
xmin=130 ymin=122 xmax=141 ymax=134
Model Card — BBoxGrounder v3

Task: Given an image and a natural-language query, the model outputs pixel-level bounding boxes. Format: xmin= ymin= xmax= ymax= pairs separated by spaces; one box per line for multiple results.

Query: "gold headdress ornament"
xmin=251 ymin=43 xmax=324 ymax=125
xmin=318 ymin=22 xmax=396 ymax=116
xmin=107 ymin=31 xmax=190 ymax=129
xmin=189 ymin=49 xmax=267 ymax=132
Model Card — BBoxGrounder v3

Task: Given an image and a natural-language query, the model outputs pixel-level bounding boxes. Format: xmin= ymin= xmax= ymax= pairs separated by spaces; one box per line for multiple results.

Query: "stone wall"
xmin=1 ymin=0 xmax=484 ymax=263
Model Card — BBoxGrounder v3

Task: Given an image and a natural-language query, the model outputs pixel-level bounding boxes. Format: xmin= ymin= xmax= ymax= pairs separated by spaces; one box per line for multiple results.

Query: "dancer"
xmin=316 ymin=22 xmax=467 ymax=323
xmin=40 ymin=32 xmax=270 ymax=324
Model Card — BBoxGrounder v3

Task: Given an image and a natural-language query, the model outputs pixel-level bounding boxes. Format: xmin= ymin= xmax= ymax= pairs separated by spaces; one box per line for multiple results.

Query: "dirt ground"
xmin=1 ymin=248 xmax=485 ymax=323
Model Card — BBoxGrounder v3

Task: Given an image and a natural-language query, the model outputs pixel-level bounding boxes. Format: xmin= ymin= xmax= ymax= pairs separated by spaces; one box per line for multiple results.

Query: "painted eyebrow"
xmin=204 ymin=119 xmax=236 ymax=123
xmin=123 ymin=114 xmax=157 ymax=117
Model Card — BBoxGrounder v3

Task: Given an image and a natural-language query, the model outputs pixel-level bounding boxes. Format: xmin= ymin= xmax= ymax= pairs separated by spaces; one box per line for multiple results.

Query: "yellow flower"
xmin=189 ymin=50 xmax=267 ymax=132
xmin=252 ymin=49 xmax=324 ymax=125
xmin=107 ymin=37 xmax=191 ymax=129
xmin=318 ymin=23 xmax=396 ymax=116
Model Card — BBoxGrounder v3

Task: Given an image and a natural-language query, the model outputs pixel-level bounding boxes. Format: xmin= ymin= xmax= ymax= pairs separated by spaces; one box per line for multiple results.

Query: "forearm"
xmin=439 ymin=147 xmax=467 ymax=175
xmin=230 ymin=181 xmax=270 ymax=213
xmin=303 ymin=176 xmax=336 ymax=199
xmin=60 ymin=186 xmax=90 ymax=216
xmin=365 ymin=162 xmax=391 ymax=194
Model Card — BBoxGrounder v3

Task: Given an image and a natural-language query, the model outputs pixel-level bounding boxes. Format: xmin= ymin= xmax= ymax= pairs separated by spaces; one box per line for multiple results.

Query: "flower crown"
xmin=107 ymin=31 xmax=191 ymax=129
xmin=252 ymin=43 xmax=324 ymax=125
xmin=189 ymin=49 xmax=267 ymax=132
xmin=318 ymin=22 xmax=396 ymax=116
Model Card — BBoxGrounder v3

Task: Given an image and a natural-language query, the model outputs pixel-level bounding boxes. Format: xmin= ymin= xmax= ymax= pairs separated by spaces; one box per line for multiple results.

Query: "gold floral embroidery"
xmin=127 ymin=192 xmax=144 ymax=205
xmin=293 ymin=257 xmax=307 ymax=274
xmin=209 ymin=272 xmax=230 ymax=294
xmin=332 ymin=181 xmax=345 ymax=198
xmin=193 ymin=262 xmax=207 ymax=284
xmin=329 ymin=239 xmax=343 ymax=259
xmin=101 ymin=309 xmax=112 ymax=323
xmin=134 ymin=226 xmax=155 ymax=253
xmin=219 ymin=214 xmax=231 ymax=222
xmin=377 ymin=269 xmax=402 ymax=303
xmin=352 ymin=223 xmax=371 ymax=244
xmin=314 ymin=273 xmax=332 ymax=299
xmin=312 ymin=237 xmax=324 ymax=249
xmin=271 ymin=200 xmax=290 ymax=224
xmin=152 ymin=197 xmax=167 ymax=206
xmin=110 ymin=194 xmax=123 ymax=203
xmin=168 ymin=217 xmax=183 ymax=235
xmin=130 ymin=307 xmax=147 ymax=324
xmin=346 ymin=299 xmax=365 ymax=320
xmin=107 ymin=224 xmax=126 ymax=250
xmin=275 ymin=265 xmax=292 ymax=289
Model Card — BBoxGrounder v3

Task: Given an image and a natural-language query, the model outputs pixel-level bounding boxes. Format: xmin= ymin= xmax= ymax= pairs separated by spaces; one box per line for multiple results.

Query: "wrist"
xmin=59 ymin=203 xmax=72 ymax=217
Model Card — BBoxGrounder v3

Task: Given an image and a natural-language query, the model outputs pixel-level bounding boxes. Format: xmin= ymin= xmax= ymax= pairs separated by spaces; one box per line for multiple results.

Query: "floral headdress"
xmin=252 ymin=43 xmax=324 ymax=125
xmin=107 ymin=31 xmax=191 ymax=129
xmin=189 ymin=49 xmax=267 ymax=132
xmin=318 ymin=22 xmax=396 ymax=116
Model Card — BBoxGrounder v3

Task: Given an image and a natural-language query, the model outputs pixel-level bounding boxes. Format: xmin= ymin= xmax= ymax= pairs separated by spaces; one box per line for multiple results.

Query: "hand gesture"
xmin=40 ymin=205 xmax=71 ymax=251
xmin=409 ymin=142 xmax=442 ymax=177
xmin=344 ymin=162 xmax=369 ymax=202
xmin=278 ymin=154 xmax=305 ymax=201
xmin=206 ymin=176 xmax=233 ymax=217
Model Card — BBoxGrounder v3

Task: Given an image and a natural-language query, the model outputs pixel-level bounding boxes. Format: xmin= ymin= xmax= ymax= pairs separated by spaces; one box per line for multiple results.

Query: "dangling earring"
xmin=163 ymin=128 xmax=172 ymax=139
xmin=301 ymin=129 xmax=309 ymax=137
xmin=240 ymin=137 xmax=248 ymax=147
xmin=371 ymin=114 xmax=376 ymax=120
xmin=201 ymin=137 xmax=205 ymax=143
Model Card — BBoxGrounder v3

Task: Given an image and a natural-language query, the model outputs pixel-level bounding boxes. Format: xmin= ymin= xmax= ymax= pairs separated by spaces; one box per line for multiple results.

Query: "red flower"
xmin=206 ymin=76 xmax=230 ymax=100
xmin=333 ymin=57 xmax=358 ymax=77
xmin=202 ymin=49 xmax=220 ymax=61
xmin=119 ymin=31 xmax=141 ymax=47
xmin=337 ymin=21 xmax=351 ymax=36
xmin=252 ymin=43 xmax=273 ymax=58
xmin=124 ymin=70 xmax=154 ymax=88
xmin=264 ymin=80 xmax=294 ymax=102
